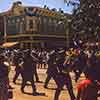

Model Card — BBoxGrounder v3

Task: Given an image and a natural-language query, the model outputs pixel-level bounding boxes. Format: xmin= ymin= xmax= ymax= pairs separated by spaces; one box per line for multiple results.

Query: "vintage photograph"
xmin=0 ymin=0 xmax=100 ymax=100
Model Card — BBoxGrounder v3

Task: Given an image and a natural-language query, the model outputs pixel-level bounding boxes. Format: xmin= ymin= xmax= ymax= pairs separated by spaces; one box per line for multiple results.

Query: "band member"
xmin=13 ymin=53 xmax=23 ymax=84
xmin=0 ymin=55 xmax=9 ymax=100
xmin=21 ymin=50 xmax=38 ymax=95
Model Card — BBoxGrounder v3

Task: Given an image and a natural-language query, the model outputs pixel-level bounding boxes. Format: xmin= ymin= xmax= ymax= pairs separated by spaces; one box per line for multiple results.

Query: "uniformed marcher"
xmin=21 ymin=50 xmax=38 ymax=95
xmin=0 ymin=55 xmax=9 ymax=100
xmin=44 ymin=49 xmax=76 ymax=100
xmin=31 ymin=50 xmax=40 ymax=82
xmin=54 ymin=50 xmax=76 ymax=100
xmin=44 ymin=50 xmax=58 ymax=88
xmin=76 ymin=51 xmax=100 ymax=100
xmin=13 ymin=53 xmax=23 ymax=84
xmin=73 ymin=50 xmax=87 ymax=82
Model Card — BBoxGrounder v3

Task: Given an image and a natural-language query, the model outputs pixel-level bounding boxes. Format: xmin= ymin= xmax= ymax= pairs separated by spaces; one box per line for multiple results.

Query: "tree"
xmin=64 ymin=0 xmax=80 ymax=9
xmin=65 ymin=0 xmax=100 ymax=41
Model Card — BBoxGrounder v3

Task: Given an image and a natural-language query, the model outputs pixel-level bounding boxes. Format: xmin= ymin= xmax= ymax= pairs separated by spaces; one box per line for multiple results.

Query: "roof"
xmin=0 ymin=1 xmax=71 ymax=20
xmin=24 ymin=6 xmax=65 ymax=19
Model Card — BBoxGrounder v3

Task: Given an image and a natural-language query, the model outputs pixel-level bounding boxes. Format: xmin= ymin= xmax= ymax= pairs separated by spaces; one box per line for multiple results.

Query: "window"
xmin=12 ymin=19 xmax=15 ymax=23
xmin=22 ymin=18 xmax=25 ymax=21
xmin=17 ymin=18 xmax=20 ymax=22
xmin=39 ymin=17 xmax=42 ymax=24
xmin=8 ymin=20 xmax=10 ymax=24
xmin=29 ymin=20 xmax=33 ymax=29
xmin=43 ymin=18 xmax=47 ymax=23
xmin=49 ymin=18 xmax=52 ymax=24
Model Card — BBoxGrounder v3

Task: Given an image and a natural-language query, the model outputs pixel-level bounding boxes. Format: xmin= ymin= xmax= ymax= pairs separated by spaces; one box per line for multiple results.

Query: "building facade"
xmin=0 ymin=1 xmax=71 ymax=49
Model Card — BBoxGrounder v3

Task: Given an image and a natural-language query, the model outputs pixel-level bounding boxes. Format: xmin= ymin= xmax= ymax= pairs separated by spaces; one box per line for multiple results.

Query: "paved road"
xmin=9 ymin=67 xmax=100 ymax=100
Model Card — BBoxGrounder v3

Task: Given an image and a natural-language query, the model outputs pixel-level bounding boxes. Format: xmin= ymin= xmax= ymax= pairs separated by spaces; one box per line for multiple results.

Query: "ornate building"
xmin=0 ymin=1 xmax=71 ymax=49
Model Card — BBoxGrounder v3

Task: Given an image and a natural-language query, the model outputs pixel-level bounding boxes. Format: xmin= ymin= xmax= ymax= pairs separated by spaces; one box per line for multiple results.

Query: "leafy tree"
xmin=65 ymin=0 xmax=100 ymax=41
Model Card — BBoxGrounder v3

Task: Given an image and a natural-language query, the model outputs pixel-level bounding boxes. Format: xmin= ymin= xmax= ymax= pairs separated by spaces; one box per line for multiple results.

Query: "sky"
xmin=0 ymin=0 xmax=73 ymax=13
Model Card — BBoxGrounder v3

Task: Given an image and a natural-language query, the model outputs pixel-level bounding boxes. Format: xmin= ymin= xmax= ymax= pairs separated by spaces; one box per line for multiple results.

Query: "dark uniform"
xmin=21 ymin=51 xmax=37 ymax=94
xmin=54 ymin=52 xmax=75 ymax=100
xmin=44 ymin=50 xmax=75 ymax=100
xmin=74 ymin=50 xmax=87 ymax=82
xmin=0 ymin=55 xmax=9 ymax=100
xmin=85 ymin=53 xmax=100 ymax=81
xmin=31 ymin=52 xmax=40 ymax=82
xmin=44 ymin=52 xmax=58 ymax=88
xmin=13 ymin=54 xmax=23 ymax=84
xmin=76 ymin=53 xmax=100 ymax=100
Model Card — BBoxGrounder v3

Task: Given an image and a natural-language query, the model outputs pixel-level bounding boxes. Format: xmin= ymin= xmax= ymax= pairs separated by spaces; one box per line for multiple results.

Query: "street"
xmin=9 ymin=67 xmax=78 ymax=100
xmin=9 ymin=67 xmax=100 ymax=100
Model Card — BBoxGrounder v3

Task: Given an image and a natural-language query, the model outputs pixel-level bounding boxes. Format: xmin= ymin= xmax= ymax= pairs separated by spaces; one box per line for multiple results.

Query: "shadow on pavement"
xmin=23 ymin=92 xmax=46 ymax=96
xmin=44 ymin=87 xmax=66 ymax=91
